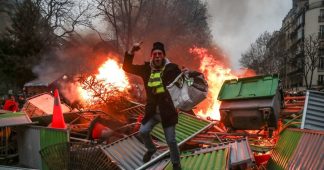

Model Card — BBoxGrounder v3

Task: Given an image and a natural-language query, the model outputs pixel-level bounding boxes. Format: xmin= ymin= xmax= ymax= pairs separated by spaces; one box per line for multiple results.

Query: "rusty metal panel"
xmin=287 ymin=129 xmax=324 ymax=170
xmin=101 ymin=134 xmax=162 ymax=170
xmin=229 ymin=138 xmax=255 ymax=166
xmin=190 ymin=138 xmax=254 ymax=167
xmin=0 ymin=112 xmax=33 ymax=127
xmin=267 ymin=129 xmax=303 ymax=170
xmin=301 ymin=90 xmax=324 ymax=130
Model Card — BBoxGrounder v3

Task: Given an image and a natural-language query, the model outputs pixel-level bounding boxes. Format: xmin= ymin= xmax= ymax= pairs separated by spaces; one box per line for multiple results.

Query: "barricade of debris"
xmin=1 ymin=79 xmax=323 ymax=170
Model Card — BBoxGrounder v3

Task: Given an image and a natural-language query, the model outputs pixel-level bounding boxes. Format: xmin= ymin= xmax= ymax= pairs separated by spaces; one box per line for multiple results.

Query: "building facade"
xmin=280 ymin=0 xmax=324 ymax=90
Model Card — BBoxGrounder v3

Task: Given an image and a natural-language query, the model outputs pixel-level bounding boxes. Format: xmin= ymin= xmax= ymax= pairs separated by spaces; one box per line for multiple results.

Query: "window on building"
xmin=320 ymin=25 xmax=324 ymax=37
xmin=318 ymin=75 xmax=324 ymax=85
xmin=320 ymin=10 xmax=324 ymax=22
xmin=320 ymin=9 xmax=324 ymax=17
xmin=319 ymin=57 xmax=324 ymax=70
xmin=319 ymin=49 xmax=324 ymax=56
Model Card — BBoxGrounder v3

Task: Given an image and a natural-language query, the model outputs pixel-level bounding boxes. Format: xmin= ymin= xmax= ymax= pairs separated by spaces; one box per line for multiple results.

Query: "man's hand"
xmin=130 ymin=42 xmax=143 ymax=55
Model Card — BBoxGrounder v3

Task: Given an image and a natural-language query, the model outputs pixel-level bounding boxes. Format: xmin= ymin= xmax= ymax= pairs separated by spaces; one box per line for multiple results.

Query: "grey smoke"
xmin=206 ymin=0 xmax=291 ymax=69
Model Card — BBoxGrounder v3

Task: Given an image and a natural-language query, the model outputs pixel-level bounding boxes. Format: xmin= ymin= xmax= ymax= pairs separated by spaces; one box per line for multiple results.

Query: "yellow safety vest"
xmin=148 ymin=70 xmax=165 ymax=94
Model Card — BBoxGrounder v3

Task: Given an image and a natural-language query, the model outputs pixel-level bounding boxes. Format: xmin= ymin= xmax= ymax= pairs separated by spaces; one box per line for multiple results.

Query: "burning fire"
xmin=96 ymin=59 xmax=130 ymax=89
xmin=190 ymin=47 xmax=237 ymax=120
xmin=76 ymin=48 xmax=254 ymax=119
xmin=78 ymin=59 xmax=130 ymax=104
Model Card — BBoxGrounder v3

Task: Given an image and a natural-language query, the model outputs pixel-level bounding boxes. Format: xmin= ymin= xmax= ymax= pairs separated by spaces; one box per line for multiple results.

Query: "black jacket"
xmin=123 ymin=52 xmax=181 ymax=127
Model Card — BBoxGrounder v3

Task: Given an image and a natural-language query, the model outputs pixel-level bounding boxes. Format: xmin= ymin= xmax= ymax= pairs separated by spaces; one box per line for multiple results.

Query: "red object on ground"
xmin=91 ymin=122 xmax=106 ymax=139
xmin=3 ymin=99 xmax=18 ymax=112
xmin=51 ymin=89 xmax=66 ymax=128
xmin=133 ymin=114 xmax=143 ymax=132
xmin=254 ymin=154 xmax=271 ymax=166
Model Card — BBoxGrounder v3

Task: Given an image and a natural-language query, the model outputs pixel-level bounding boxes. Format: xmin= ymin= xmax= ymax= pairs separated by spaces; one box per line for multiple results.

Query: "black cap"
xmin=151 ymin=42 xmax=165 ymax=54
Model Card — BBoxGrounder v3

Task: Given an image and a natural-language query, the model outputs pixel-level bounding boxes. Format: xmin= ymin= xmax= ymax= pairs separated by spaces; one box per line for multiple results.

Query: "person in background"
xmin=123 ymin=42 xmax=182 ymax=170
xmin=17 ymin=95 xmax=25 ymax=110
xmin=3 ymin=95 xmax=19 ymax=112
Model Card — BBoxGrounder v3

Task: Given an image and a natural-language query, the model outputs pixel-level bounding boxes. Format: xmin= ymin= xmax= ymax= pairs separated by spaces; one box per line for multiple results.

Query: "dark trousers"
xmin=139 ymin=113 xmax=180 ymax=164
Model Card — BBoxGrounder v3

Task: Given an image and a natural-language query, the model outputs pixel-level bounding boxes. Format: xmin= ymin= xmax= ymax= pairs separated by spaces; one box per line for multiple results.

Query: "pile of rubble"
xmin=1 ymin=89 xmax=323 ymax=169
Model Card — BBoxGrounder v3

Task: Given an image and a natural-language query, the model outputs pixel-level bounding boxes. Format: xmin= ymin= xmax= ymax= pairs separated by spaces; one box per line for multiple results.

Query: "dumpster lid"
xmin=217 ymin=75 xmax=279 ymax=101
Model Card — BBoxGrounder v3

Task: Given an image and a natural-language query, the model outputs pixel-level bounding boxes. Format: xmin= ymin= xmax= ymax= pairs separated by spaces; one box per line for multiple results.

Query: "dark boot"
xmin=172 ymin=163 xmax=181 ymax=170
xmin=143 ymin=150 xmax=156 ymax=163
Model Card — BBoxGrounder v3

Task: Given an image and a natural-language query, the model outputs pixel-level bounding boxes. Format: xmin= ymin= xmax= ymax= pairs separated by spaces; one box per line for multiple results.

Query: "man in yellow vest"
xmin=123 ymin=42 xmax=181 ymax=170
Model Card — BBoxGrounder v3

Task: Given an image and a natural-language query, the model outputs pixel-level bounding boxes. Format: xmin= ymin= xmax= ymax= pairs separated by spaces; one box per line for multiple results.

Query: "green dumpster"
xmin=218 ymin=75 xmax=282 ymax=130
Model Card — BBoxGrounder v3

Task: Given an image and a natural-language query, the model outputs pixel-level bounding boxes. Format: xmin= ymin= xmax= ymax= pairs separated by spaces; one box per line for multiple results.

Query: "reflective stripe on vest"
xmin=148 ymin=71 xmax=165 ymax=93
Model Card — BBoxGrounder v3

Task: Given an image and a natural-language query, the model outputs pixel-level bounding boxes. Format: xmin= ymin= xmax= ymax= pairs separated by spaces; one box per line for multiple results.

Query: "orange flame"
xmin=190 ymin=47 xmax=237 ymax=120
xmin=78 ymin=58 xmax=130 ymax=104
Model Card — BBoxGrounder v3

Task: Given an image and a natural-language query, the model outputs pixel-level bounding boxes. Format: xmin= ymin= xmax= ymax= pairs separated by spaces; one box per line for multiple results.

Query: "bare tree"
xmin=78 ymin=74 xmax=130 ymax=111
xmin=302 ymin=34 xmax=320 ymax=89
xmin=96 ymin=0 xmax=147 ymax=50
xmin=0 ymin=0 xmax=92 ymax=90
xmin=94 ymin=0 xmax=214 ymax=59
xmin=240 ymin=31 xmax=272 ymax=74
xmin=263 ymin=32 xmax=286 ymax=75
xmin=36 ymin=0 xmax=92 ymax=40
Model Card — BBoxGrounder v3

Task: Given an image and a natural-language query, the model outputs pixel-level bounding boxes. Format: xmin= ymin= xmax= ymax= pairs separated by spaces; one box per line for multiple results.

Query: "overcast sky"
xmin=206 ymin=0 xmax=292 ymax=69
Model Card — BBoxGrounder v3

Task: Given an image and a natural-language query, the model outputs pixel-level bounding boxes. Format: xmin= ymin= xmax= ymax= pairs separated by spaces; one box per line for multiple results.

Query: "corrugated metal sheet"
xmin=40 ymin=142 xmax=120 ymax=170
xmin=102 ymin=115 xmax=213 ymax=170
xmin=16 ymin=126 xmax=69 ymax=169
xmin=120 ymin=104 xmax=145 ymax=115
xmin=287 ymin=129 xmax=324 ymax=170
xmin=120 ymin=103 xmax=213 ymax=143
xmin=116 ymin=103 xmax=214 ymax=170
xmin=120 ymin=104 xmax=145 ymax=122
xmin=267 ymin=129 xmax=303 ymax=170
xmin=0 ymin=112 xmax=33 ymax=127
xmin=101 ymin=133 xmax=162 ymax=170
xmin=138 ymin=113 xmax=213 ymax=170
xmin=301 ymin=90 xmax=324 ymax=130
xmin=17 ymin=126 xmax=42 ymax=169
xmin=164 ymin=147 xmax=230 ymax=170
xmin=147 ymin=159 xmax=170 ymax=170
xmin=40 ymin=127 xmax=68 ymax=149
xmin=40 ymin=127 xmax=69 ymax=170
xmin=151 ymin=113 xmax=211 ymax=143
xmin=191 ymin=137 xmax=254 ymax=166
